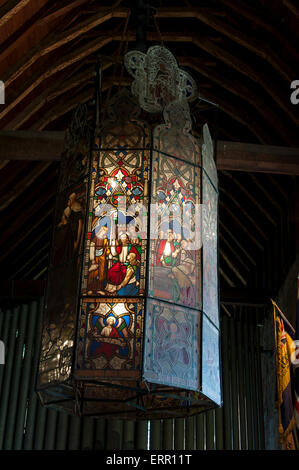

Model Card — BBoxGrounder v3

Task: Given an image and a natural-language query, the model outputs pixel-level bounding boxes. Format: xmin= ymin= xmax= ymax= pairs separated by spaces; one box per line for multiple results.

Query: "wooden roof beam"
xmin=0 ymin=35 xmax=113 ymax=126
xmin=112 ymin=32 xmax=298 ymax=129
xmin=218 ymin=0 xmax=299 ymax=64
xmin=189 ymin=36 xmax=298 ymax=129
xmin=219 ymin=220 xmax=257 ymax=267
xmin=0 ymin=0 xmax=91 ymax=66
xmin=219 ymin=250 xmax=248 ymax=286
xmin=2 ymin=6 xmax=129 ymax=87
xmin=183 ymin=57 xmax=295 ymax=145
xmin=155 ymin=7 xmax=293 ymax=82
xmin=0 ymin=131 xmax=298 ymax=175
xmin=2 ymin=30 xmax=297 ymax=132
xmin=6 ymin=62 xmax=113 ymax=130
xmin=0 ymin=131 xmax=65 ymax=161
xmin=221 ymin=171 xmax=277 ymax=226
xmin=0 ymin=203 xmax=54 ymax=263
xmin=0 ymin=0 xmax=35 ymax=29
xmin=31 ymin=76 xmax=131 ymax=130
xmin=217 ymin=141 xmax=299 ymax=175
xmin=220 ymin=199 xmax=264 ymax=251
xmin=0 ymin=161 xmax=53 ymax=212
xmin=198 ymin=87 xmax=267 ymax=144
xmin=283 ymin=0 xmax=299 ymax=17
xmin=219 ymin=184 xmax=269 ymax=241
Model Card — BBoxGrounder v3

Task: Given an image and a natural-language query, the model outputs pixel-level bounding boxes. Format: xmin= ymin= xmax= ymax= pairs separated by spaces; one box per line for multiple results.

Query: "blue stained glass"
xmin=143 ymin=298 xmax=201 ymax=391
xmin=201 ymin=315 xmax=222 ymax=405
xmin=202 ymin=171 xmax=219 ymax=327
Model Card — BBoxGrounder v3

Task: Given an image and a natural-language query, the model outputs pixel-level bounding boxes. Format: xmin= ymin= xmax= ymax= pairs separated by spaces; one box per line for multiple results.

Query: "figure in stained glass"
xmin=153 ymin=99 xmax=200 ymax=164
xmin=78 ymin=299 xmax=143 ymax=373
xmin=91 ymin=314 xmax=129 ymax=360
xmin=148 ymin=98 xmax=202 ymax=309
xmin=169 ymin=239 xmax=196 ymax=307
xmin=143 ymin=300 xmax=201 ymax=390
xmin=201 ymin=315 xmax=221 ymax=404
xmin=52 ymin=188 xmax=85 ymax=268
xmin=149 ymin=151 xmax=200 ymax=307
xmin=116 ymin=251 xmax=140 ymax=296
xmin=87 ymin=225 xmax=110 ymax=293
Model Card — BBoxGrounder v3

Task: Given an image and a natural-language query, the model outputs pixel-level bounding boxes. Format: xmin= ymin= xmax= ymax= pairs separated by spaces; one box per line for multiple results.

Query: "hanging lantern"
xmin=36 ymin=46 xmax=222 ymax=419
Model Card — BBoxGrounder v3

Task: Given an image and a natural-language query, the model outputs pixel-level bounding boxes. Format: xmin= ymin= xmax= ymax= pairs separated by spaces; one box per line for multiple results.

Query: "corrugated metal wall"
xmin=0 ymin=300 xmax=265 ymax=450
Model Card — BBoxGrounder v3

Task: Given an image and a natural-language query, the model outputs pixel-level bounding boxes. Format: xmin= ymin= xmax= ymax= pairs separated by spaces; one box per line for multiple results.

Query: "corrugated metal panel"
xmin=0 ymin=300 xmax=265 ymax=450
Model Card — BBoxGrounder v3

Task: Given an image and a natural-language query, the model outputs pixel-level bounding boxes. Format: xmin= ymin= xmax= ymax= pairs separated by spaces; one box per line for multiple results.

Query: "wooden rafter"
xmin=0 ymin=202 xmax=54 ymax=263
xmin=0 ymin=0 xmax=35 ymax=29
xmin=219 ymin=184 xmax=269 ymax=241
xmin=1 ymin=31 xmax=297 ymax=138
xmin=198 ymin=87 xmax=267 ymax=144
xmin=0 ymin=35 xmax=113 ymax=125
xmin=219 ymin=0 xmax=299 ymax=62
xmin=0 ymin=161 xmax=53 ymax=212
xmin=155 ymin=7 xmax=294 ymax=82
xmin=189 ymin=36 xmax=298 ymax=129
xmin=220 ymin=198 xmax=264 ymax=251
xmin=219 ymin=232 xmax=251 ymax=273
xmin=0 ymin=0 xmax=90 ymax=65
xmin=32 ymin=76 xmax=131 ymax=130
xmin=0 ymin=131 xmax=298 ymax=175
xmin=283 ymin=0 xmax=299 ymax=17
xmin=219 ymin=220 xmax=256 ymax=267
xmin=1 ymin=6 xmax=128 ymax=87
xmin=221 ymin=171 xmax=276 ymax=226
xmin=6 ymin=62 xmax=107 ymax=130
xmin=0 ymin=131 xmax=64 ymax=161
xmin=217 ymin=141 xmax=299 ymax=175
xmin=183 ymin=57 xmax=296 ymax=144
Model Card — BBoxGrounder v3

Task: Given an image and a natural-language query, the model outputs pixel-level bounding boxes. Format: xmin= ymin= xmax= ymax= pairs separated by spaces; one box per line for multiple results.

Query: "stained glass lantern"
xmin=36 ymin=46 xmax=222 ymax=419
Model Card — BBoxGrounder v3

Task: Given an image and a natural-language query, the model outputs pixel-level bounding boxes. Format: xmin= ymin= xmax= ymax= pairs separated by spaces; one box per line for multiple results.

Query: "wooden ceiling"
xmin=0 ymin=0 xmax=298 ymax=316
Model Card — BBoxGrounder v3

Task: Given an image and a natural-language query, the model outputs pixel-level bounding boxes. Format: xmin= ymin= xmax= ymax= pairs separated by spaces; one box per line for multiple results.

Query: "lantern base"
xmin=37 ymin=378 xmax=219 ymax=420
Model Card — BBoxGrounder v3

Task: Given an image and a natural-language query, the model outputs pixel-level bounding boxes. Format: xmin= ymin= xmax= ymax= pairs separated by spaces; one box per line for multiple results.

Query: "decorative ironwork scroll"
xmin=125 ymin=46 xmax=198 ymax=113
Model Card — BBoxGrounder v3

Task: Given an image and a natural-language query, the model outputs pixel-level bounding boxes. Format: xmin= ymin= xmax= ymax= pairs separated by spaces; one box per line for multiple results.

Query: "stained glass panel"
xmin=81 ymin=145 xmax=149 ymax=297
xmin=37 ymin=262 xmax=79 ymax=387
xmin=148 ymin=150 xmax=201 ymax=309
xmin=76 ymin=298 xmax=144 ymax=377
xmin=50 ymin=180 xmax=87 ymax=269
xmin=202 ymin=171 xmax=219 ymax=327
xmin=81 ymin=91 xmax=150 ymax=298
xmin=153 ymin=100 xmax=201 ymax=165
xmin=59 ymin=103 xmax=90 ymax=192
xmin=38 ymin=178 xmax=87 ymax=387
xmin=201 ymin=315 xmax=222 ymax=405
xmin=143 ymin=299 xmax=201 ymax=391
xmin=59 ymin=137 xmax=89 ymax=193
xmin=202 ymin=123 xmax=218 ymax=189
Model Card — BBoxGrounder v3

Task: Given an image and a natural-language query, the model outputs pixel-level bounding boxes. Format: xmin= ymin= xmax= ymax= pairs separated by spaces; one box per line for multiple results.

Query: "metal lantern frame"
xmin=36 ymin=47 xmax=222 ymax=420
